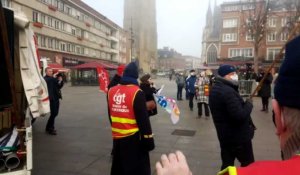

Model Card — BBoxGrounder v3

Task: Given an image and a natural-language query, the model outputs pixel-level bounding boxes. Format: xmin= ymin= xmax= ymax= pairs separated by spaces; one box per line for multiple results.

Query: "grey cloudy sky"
xmin=82 ymin=0 xmax=224 ymax=57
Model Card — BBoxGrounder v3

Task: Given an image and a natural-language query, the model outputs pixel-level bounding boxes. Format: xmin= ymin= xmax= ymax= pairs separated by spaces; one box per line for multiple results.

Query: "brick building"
xmin=202 ymin=0 xmax=299 ymax=71
xmin=158 ymin=47 xmax=201 ymax=71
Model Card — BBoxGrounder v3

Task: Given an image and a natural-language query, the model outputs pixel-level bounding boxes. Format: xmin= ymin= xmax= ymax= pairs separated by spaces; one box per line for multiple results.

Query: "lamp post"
xmin=129 ymin=17 xmax=135 ymax=62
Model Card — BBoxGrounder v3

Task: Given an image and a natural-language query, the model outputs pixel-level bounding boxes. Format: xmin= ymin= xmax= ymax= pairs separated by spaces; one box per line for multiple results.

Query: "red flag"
xmin=96 ymin=66 xmax=110 ymax=93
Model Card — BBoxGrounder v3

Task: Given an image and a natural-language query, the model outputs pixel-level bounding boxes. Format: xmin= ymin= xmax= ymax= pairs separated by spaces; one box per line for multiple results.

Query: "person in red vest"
xmin=156 ymin=35 xmax=300 ymax=175
xmin=107 ymin=64 xmax=125 ymax=156
xmin=108 ymin=62 xmax=155 ymax=175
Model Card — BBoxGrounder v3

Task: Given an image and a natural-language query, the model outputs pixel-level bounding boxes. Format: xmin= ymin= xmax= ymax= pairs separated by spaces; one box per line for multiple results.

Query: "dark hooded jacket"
xmin=209 ymin=77 xmax=254 ymax=144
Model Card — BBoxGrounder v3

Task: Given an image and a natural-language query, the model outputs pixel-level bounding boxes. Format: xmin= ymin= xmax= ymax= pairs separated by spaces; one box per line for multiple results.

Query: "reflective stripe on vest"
xmin=108 ymin=85 xmax=140 ymax=139
xmin=218 ymin=166 xmax=237 ymax=175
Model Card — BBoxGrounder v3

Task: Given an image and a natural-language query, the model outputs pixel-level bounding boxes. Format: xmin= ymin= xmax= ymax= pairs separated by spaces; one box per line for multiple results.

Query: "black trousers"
xmin=261 ymin=97 xmax=269 ymax=110
xmin=177 ymin=85 xmax=184 ymax=100
xmin=111 ymin=133 xmax=150 ymax=175
xmin=46 ymin=99 xmax=60 ymax=131
xmin=197 ymin=102 xmax=210 ymax=117
xmin=185 ymin=88 xmax=189 ymax=100
xmin=188 ymin=93 xmax=195 ymax=110
xmin=220 ymin=141 xmax=254 ymax=170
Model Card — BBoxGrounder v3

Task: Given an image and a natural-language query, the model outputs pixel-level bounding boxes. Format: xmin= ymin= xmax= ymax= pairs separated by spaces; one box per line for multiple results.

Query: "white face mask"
xmin=230 ymin=74 xmax=239 ymax=81
xmin=191 ymin=72 xmax=195 ymax=76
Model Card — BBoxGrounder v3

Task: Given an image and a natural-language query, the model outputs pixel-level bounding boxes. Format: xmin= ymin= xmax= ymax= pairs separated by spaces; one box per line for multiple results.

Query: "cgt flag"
xmin=96 ymin=66 xmax=110 ymax=93
xmin=153 ymin=94 xmax=180 ymax=124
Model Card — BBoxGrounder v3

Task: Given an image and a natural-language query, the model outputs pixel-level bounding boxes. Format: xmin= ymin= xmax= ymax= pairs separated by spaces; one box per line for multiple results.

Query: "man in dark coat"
xmin=256 ymin=69 xmax=273 ymax=112
xmin=176 ymin=73 xmax=185 ymax=100
xmin=209 ymin=64 xmax=254 ymax=170
xmin=186 ymin=70 xmax=197 ymax=111
xmin=44 ymin=67 xmax=64 ymax=135
xmin=108 ymin=62 xmax=155 ymax=175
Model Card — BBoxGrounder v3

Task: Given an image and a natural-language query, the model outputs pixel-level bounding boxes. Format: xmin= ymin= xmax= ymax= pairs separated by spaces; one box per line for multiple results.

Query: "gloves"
xmin=141 ymin=135 xmax=155 ymax=151
xmin=245 ymin=98 xmax=253 ymax=104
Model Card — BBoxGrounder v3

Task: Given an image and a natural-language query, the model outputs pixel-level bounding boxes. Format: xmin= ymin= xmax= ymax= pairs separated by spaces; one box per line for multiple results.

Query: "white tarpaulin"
xmin=15 ymin=11 xmax=50 ymax=118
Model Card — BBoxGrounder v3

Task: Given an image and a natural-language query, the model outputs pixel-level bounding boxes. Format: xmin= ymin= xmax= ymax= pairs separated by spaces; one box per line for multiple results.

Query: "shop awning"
xmin=48 ymin=63 xmax=70 ymax=72
xmin=72 ymin=61 xmax=117 ymax=69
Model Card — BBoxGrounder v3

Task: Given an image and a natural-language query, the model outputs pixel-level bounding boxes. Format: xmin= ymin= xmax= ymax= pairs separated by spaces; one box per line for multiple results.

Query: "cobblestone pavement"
xmin=32 ymin=77 xmax=280 ymax=175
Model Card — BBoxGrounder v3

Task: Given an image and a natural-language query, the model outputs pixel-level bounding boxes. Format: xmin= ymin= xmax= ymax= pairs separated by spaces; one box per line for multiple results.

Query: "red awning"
xmin=72 ymin=61 xmax=117 ymax=69
xmin=48 ymin=63 xmax=70 ymax=73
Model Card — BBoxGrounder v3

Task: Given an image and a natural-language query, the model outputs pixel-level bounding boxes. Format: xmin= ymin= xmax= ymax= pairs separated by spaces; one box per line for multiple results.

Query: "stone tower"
xmin=124 ymin=0 xmax=157 ymax=73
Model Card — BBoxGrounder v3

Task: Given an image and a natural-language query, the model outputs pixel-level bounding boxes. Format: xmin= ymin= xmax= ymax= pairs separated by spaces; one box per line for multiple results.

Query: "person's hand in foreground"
xmin=156 ymin=151 xmax=192 ymax=175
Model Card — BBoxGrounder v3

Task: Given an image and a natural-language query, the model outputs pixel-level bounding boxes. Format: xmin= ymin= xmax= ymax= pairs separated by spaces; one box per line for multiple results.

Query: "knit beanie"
xmin=218 ymin=64 xmax=236 ymax=77
xmin=274 ymin=35 xmax=300 ymax=109
xmin=140 ymin=74 xmax=151 ymax=83
xmin=117 ymin=64 xmax=125 ymax=76
xmin=123 ymin=62 xmax=139 ymax=79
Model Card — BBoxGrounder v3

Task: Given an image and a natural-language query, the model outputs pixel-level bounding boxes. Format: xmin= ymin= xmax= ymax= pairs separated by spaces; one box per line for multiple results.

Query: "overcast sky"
xmin=82 ymin=0 xmax=224 ymax=57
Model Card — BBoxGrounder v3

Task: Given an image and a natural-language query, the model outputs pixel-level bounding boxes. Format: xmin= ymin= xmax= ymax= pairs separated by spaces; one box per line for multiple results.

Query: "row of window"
xmin=223 ymin=17 xmax=293 ymax=29
xmin=1 ymin=0 xmax=10 ymax=7
xmin=223 ymin=4 xmax=255 ymax=12
xmin=38 ymin=0 xmax=113 ymax=35
xmin=222 ymin=32 xmax=288 ymax=42
xmin=227 ymin=47 xmax=280 ymax=61
xmin=36 ymin=34 xmax=112 ymax=60
xmin=229 ymin=48 xmax=253 ymax=58
xmin=206 ymin=47 xmax=280 ymax=63
xmin=32 ymin=11 xmax=111 ymax=47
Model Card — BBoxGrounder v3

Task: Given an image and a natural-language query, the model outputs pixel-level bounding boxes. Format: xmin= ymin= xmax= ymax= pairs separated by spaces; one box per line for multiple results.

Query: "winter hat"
xmin=123 ymin=62 xmax=139 ymax=79
xmin=140 ymin=74 xmax=151 ymax=83
xmin=218 ymin=64 xmax=236 ymax=77
xmin=274 ymin=35 xmax=300 ymax=109
xmin=117 ymin=64 xmax=125 ymax=76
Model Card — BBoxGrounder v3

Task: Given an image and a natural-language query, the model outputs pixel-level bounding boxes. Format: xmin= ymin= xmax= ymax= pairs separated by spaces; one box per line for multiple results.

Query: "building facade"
xmin=2 ymin=0 xmax=130 ymax=68
xmin=202 ymin=0 xmax=299 ymax=70
xmin=124 ymin=0 xmax=157 ymax=73
xmin=158 ymin=47 xmax=201 ymax=70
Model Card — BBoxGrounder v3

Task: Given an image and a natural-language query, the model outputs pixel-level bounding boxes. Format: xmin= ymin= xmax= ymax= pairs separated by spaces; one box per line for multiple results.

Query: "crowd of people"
xmin=155 ymin=35 xmax=300 ymax=175
xmin=41 ymin=35 xmax=300 ymax=175
xmin=106 ymin=35 xmax=300 ymax=175
xmin=104 ymin=58 xmax=279 ymax=174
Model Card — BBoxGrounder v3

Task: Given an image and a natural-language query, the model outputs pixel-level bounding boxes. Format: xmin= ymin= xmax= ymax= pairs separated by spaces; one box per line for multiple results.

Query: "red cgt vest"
xmin=108 ymin=84 xmax=140 ymax=139
xmin=218 ymin=155 xmax=300 ymax=175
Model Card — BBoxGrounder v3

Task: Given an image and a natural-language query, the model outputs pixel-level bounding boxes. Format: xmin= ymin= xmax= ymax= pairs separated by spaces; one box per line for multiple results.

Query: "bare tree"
xmin=240 ymin=0 xmax=271 ymax=73
xmin=282 ymin=0 xmax=300 ymax=35
xmin=240 ymin=0 xmax=300 ymax=73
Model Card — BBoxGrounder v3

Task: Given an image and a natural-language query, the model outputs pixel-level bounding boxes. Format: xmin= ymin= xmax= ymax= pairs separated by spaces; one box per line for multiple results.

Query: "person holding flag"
xmin=108 ymin=64 xmax=125 ymax=90
xmin=140 ymin=73 xmax=158 ymax=117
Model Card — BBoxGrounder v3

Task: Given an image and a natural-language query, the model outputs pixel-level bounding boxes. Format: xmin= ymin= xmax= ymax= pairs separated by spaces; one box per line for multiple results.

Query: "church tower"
xmin=124 ymin=0 xmax=157 ymax=73
xmin=201 ymin=0 xmax=221 ymax=65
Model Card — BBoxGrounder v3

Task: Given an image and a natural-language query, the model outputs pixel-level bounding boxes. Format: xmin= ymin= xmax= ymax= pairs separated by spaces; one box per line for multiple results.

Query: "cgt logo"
xmin=113 ymin=89 xmax=126 ymax=105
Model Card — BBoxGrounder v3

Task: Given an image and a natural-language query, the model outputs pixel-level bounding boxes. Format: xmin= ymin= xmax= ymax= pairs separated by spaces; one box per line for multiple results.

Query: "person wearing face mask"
xmin=209 ymin=64 xmax=255 ymax=170
xmin=186 ymin=70 xmax=197 ymax=111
